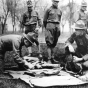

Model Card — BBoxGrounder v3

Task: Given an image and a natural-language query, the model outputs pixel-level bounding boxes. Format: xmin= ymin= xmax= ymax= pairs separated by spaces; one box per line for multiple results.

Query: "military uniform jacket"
xmin=43 ymin=6 xmax=62 ymax=28
xmin=67 ymin=32 xmax=88 ymax=61
xmin=21 ymin=10 xmax=42 ymax=27
xmin=0 ymin=34 xmax=24 ymax=58
xmin=74 ymin=10 xmax=88 ymax=27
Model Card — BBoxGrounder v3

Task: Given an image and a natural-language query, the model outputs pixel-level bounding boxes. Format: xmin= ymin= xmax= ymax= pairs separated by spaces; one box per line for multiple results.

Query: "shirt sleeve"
xmin=21 ymin=13 xmax=27 ymax=26
xmin=66 ymin=33 xmax=76 ymax=44
xmin=86 ymin=13 xmax=88 ymax=28
xmin=12 ymin=40 xmax=21 ymax=57
xmin=82 ymin=54 xmax=88 ymax=61
xmin=36 ymin=12 xmax=42 ymax=27
xmin=12 ymin=41 xmax=25 ymax=64
xmin=82 ymin=35 xmax=88 ymax=61
xmin=43 ymin=9 xmax=49 ymax=28
xmin=73 ymin=11 xmax=80 ymax=23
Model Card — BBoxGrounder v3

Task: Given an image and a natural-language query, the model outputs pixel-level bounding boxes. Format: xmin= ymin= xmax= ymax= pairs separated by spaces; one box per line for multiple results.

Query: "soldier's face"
xmin=81 ymin=6 xmax=87 ymax=11
xmin=24 ymin=39 xmax=32 ymax=47
xmin=52 ymin=1 xmax=59 ymax=7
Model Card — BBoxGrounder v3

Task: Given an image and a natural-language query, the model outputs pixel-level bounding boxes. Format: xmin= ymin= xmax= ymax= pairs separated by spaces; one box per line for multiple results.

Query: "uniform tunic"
xmin=66 ymin=32 xmax=88 ymax=69
xmin=21 ymin=10 xmax=42 ymax=34
xmin=74 ymin=10 xmax=88 ymax=28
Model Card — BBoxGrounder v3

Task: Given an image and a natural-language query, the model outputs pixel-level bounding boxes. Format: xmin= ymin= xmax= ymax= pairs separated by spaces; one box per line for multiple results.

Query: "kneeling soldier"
xmin=0 ymin=33 xmax=39 ymax=73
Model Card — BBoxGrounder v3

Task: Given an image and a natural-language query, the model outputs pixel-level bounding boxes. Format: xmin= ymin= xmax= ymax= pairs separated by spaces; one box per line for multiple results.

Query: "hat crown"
xmin=27 ymin=0 xmax=32 ymax=7
xmin=75 ymin=20 xmax=86 ymax=29
xmin=23 ymin=33 xmax=39 ymax=46
xmin=81 ymin=1 xmax=87 ymax=6
xmin=53 ymin=0 xmax=60 ymax=2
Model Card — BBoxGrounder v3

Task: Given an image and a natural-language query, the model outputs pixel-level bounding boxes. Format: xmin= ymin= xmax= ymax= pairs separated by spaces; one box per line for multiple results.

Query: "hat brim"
xmin=27 ymin=5 xmax=33 ymax=7
xmin=71 ymin=26 xmax=87 ymax=29
xmin=74 ymin=27 xmax=87 ymax=29
xmin=23 ymin=33 xmax=33 ymax=45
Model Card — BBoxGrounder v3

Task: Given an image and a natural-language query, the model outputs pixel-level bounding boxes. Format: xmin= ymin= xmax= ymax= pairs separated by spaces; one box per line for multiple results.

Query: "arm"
xmin=21 ymin=13 xmax=30 ymax=26
xmin=73 ymin=11 xmax=80 ymax=23
xmin=65 ymin=33 xmax=76 ymax=53
xmin=43 ymin=9 xmax=49 ymax=28
xmin=37 ymin=12 xmax=42 ymax=27
xmin=81 ymin=46 xmax=88 ymax=61
xmin=21 ymin=13 xmax=26 ymax=26
xmin=12 ymin=42 xmax=24 ymax=64
xmin=65 ymin=33 xmax=76 ymax=46
xmin=81 ymin=36 xmax=88 ymax=61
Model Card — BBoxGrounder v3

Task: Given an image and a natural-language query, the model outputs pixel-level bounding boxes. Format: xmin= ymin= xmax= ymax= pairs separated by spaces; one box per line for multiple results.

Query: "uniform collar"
xmin=52 ymin=5 xmax=58 ymax=9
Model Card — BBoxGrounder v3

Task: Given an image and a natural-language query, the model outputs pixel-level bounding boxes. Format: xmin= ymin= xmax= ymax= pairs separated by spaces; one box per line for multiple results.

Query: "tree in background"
xmin=0 ymin=0 xmax=11 ymax=34
xmin=60 ymin=0 xmax=80 ymax=34
xmin=0 ymin=0 xmax=26 ymax=33
xmin=8 ymin=0 xmax=21 ymax=33
xmin=0 ymin=0 xmax=81 ymax=34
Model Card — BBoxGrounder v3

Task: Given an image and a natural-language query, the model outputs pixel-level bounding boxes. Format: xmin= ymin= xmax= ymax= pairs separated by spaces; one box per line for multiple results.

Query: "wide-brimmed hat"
xmin=23 ymin=33 xmax=39 ymax=46
xmin=81 ymin=1 xmax=87 ymax=7
xmin=54 ymin=0 xmax=60 ymax=1
xmin=52 ymin=0 xmax=60 ymax=2
xmin=72 ymin=20 xmax=87 ymax=30
xmin=27 ymin=0 xmax=33 ymax=7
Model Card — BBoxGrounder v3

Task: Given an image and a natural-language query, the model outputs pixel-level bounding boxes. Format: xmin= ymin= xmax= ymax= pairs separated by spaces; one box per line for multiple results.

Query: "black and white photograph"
xmin=0 ymin=0 xmax=88 ymax=88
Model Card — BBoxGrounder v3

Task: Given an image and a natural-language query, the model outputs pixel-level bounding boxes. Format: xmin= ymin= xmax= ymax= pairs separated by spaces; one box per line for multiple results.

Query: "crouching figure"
xmin=65 ymin=20 xmax=88 ymax=75
xmin=0 ymin=32 xmax=39 ymax=73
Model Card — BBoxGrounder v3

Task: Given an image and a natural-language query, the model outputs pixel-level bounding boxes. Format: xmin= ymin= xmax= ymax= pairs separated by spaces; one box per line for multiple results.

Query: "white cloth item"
xmin=30 ymin=76 xmax=86 ymax=87
xmin=28 ymin=47 xmax=32 ymax=54
xmin=68 ymin=44 xmax=75 ymax=53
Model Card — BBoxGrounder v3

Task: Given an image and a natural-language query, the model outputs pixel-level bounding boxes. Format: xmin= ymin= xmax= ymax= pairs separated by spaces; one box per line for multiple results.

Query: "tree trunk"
xmin=12 ymin=24 xmax=15 ymax=33
xmin=1 ymin=22 xmax=6 ymax=34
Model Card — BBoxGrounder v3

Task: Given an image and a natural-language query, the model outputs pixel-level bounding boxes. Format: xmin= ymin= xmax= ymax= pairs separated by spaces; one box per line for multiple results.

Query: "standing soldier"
xmin=21 ymin=0 xmax=42 ymax=56
xmin=43 ymin=0 xmax=62 ymax=63
xmin=74 ymin=1 xmax=88 ymax=28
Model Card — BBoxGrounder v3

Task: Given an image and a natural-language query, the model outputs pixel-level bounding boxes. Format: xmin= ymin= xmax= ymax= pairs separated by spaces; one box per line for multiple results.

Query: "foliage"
xmin=0 ymin=0 xmax=10 ymax=34
xmin=60 ymin=1 xmax=80 ymax=33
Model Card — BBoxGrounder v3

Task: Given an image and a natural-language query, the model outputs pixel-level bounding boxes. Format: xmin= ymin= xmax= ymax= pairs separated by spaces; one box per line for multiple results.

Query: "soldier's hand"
xmin=22 ymin=59 xmax=35 ymax=69
xmin=73 ymin=56 xmax=83 ymax=63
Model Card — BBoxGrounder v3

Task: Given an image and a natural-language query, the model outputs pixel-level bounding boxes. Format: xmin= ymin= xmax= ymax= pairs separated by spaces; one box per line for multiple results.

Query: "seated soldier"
xmin=0 ymin=33 xmax=39 ymax=73
xmin=65 ymin=20 xmax=88 ymax=75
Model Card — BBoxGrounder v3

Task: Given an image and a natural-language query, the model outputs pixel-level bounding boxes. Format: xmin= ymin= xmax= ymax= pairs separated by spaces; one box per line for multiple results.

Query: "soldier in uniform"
xmin=74 ymin=1 xmax=88 ymax=28
xmin=21 ymin=0 xmax=42 ymax=56
xmin=0 ymin=33 xmax=39 ymax=73
xmin=43 ymin=0 xmax=62 ymax=63
xmin=65 ymin=20 xmax=88 ymax=74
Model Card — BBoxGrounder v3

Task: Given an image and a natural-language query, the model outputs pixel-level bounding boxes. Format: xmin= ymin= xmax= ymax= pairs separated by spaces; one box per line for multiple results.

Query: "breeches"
xmin=45 ymin=23 xmax=60 ymax=48
xmin=25 ymin=24 xmax=36 ymax=34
